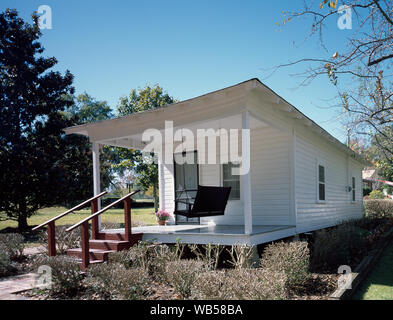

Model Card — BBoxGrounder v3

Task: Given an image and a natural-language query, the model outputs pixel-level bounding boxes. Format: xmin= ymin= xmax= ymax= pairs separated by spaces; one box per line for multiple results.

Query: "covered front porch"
xmin=64 ymin=80 xmax=297 ymax=245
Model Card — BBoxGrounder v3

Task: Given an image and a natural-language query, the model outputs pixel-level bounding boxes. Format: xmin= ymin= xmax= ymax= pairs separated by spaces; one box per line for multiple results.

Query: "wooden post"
xmin=47 ymin=221 xmax=56 ymax=256
xmin=81 ymin=221 xmax=90 ymax=271
xmin=92 ymin=142 xmax=101 ymax=231
xmin=124 ymin=197 xmax=132 ymax=242
xmin=91 ymin=198 xmax=99 ymax=240
xmin=242 ymin=110 xmax=252 ymax=235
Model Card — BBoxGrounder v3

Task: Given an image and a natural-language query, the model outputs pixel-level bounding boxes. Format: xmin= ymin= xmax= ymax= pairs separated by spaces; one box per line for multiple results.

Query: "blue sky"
xmin=2 ymin=0 xmax=355 ymax=142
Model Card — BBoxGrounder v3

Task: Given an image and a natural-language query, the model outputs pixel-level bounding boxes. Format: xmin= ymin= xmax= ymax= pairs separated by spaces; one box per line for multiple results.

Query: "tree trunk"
xmin=17 ymin=213 xmax=29 ymax=231
xmin=153 ymin=183 xmax=159 ymax=212
xmin=18 ymin=200 xmax=29 ymax=231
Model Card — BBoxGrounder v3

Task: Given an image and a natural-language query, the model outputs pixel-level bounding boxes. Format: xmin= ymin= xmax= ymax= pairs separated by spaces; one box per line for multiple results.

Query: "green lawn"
xmin=353 ymin=241 xmax=393 ymax=300
xmin=0 ymin=206 xmax=156 ymax=231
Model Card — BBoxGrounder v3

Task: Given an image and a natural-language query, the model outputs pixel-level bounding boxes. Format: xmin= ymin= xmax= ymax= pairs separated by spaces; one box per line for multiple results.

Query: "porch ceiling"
xmin=96 ymin=113 xmax=267 ymax=150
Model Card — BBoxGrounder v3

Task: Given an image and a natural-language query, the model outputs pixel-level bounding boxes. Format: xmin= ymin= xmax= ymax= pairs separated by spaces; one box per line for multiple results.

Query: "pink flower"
xmin=155 ymin=210 xmax=170 ymax=221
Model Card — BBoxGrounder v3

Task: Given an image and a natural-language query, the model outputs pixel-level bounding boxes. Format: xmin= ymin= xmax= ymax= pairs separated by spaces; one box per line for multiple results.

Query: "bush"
xmin=364 ymin=199 xmax=393 ymax=219
xmin=363 ymin=186 xmax=372 ymax=197
xmin=85 ymin=263 xmax=149 ymax=300
xmin=109 ymin=241 xmax=177 ymax=281
xmin=0 ymin=233 xmax=25 ymax=261
xmin=226 ymin=244 xmax=259 ymax=269
xmin=0 ymin=243 xmax=12 ymax=277
xmin=33 ymin=255 xmax=83 ymax=297
xmin=39 ymin=225 xmax=80 ymax=255
xmin=311 ymin=223 xmax=369 ymax=272
xmin=260 ymin=241 xmax=310 ymax=290
xmin=192 ymin=268 xmax=287 ymax=300
xmin=369 ymin=190 xmax=385 ymax=199
xmin=165 ymin=259 xmax=205 ymax=299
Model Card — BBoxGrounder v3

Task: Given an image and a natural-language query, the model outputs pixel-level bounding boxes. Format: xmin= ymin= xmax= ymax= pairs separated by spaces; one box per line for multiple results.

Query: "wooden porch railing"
xmin=32 ymin=191 xmax=108 ymax=257
xmin=66 ymin=190 xmax=140 ymax=270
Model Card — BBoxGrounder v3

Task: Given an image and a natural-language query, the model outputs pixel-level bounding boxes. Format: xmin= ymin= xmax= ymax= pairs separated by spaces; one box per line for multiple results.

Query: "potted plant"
xmin=155 ymin=210 xmax=170 ymax=226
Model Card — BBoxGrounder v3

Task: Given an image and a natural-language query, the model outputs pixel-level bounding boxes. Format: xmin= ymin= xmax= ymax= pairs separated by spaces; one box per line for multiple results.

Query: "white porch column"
xmin=242 ymin=111 xmax=252 ymax=234
xmin=92 ymin=142 xmax=101 ymax=229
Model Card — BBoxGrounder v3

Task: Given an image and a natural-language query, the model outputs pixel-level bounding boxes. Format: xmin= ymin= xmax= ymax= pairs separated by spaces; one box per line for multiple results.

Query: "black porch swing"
xmin=173 ymin=152 xmax=231 ymax=218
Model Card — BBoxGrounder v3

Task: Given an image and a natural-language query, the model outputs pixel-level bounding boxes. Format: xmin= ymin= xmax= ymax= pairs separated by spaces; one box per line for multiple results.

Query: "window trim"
xmin=317 ymin=159 xmax=326 ymax=203
xmin=351 ymin=175 xmax=356 ymax=203
xmin=221 ymin=162 xmax=241 ymax=201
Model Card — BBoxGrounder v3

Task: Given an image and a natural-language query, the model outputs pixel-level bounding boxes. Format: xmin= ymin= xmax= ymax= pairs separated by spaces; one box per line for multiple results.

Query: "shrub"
xmin=192 ymin=268 xmax=287 ymax=300
xmin=189 ymin=243 xmax=225 ymax=270
xmin=364 ymin=199 xmax=393 ymax=219
xmin=165 ymin=259 xmax=205 ymax=299
xmin=260 ymin=241 xmax=310 ymax=290
xmin=363 ymin=186 xmax=372 ymax=197
xmin=311 ymin=224 xmax=369 ymax=272
xmin=109 ymin=241 xmax=177 ymax=281
xmin=33 ymin=255 xmax=84 ymax=297
xmin=226 ymin=244 xmax=258 ymax=269
xmin=0 ymin=233 xmax=25 ymax=260
xmin=369 ymin=190 xmax=385 ymax=199
xmin=39 ymin=225 xmax=80 ymax=255
xmin=85 ymin=263 xmax=149 ymax=300
xmin=0 ymin=243 xmax=12 ymax=277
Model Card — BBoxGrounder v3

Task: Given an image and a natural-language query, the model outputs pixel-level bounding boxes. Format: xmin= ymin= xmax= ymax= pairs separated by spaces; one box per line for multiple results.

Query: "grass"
xmin=0 ymin=206 xmax=156 ymax=231
xmin=353 ymin=241 xmax=393 ymax=300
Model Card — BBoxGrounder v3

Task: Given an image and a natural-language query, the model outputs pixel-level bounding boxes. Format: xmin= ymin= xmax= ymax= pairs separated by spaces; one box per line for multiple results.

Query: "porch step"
xmin=67 ymin=232 xmax=143 ymax=271
xmin=97 ymin=231 xmax=143 ymax=243
xmin=66 ymin=248 xmax=116 ymax=261
xmin=89 ymin=239 xmax=130 ymax=251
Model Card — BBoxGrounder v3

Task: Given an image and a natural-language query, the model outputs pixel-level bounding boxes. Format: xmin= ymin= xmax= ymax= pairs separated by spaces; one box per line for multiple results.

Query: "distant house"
xmin=64 ymin=79 xmax=367 ymax=245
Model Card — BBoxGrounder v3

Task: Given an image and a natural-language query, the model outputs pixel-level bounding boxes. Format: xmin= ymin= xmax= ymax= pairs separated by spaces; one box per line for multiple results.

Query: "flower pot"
xmin=158 ymin=220 xmax=166 ymax=226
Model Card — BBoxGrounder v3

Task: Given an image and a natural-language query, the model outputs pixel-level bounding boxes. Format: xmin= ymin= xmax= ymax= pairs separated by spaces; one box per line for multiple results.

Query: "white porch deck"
xmin=103 ymin=225 xmax=296 ymax=246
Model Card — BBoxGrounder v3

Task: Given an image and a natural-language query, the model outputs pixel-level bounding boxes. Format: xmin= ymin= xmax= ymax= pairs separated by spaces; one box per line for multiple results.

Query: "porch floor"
xmin=102 ymin=224 xmax=296 ymax=246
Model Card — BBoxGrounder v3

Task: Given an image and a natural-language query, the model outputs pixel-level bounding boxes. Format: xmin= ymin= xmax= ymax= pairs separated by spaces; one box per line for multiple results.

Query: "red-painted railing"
xmin=32 ymin=191 xmax=108 ymax=257
xmin=66 ymin=190 xmax=140 ymax=270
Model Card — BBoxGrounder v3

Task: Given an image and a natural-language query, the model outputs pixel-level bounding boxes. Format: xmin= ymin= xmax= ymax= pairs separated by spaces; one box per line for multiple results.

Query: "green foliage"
xmin=369 ymin=190 xmax=385 ymax=199
xmin=0 ymin=9 xmax=75 ymax=230
xmin=63 ymin=93 xmax=113 ymax=124
xmin=363 ymin=186 xmax=372 ymax=197
xmin=113 ymin=85 xmax=177 ymax=211
xmin=260 ymin=241 xmax=311 ymax=290
xmin=311 ymin=223 xmax=369 ymax=272
xmin=0 ymin=233 xmax=25 ymax=260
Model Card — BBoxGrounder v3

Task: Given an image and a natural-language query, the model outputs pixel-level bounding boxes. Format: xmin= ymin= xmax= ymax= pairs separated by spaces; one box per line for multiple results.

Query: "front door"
xmin=174 ymin=151 xmax=200 ymax=224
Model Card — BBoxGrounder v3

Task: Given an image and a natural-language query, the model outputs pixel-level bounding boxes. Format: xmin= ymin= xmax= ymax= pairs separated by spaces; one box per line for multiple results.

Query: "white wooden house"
xmin=65 ymin=79 xmax=367 ymax=246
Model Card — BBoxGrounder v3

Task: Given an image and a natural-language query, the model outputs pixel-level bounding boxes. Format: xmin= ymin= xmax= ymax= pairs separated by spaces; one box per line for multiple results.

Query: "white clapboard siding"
xmin=294 ymin=128 xmax=363 ymax=233
xmin=250 ymin=126 xmax=292 ymax=225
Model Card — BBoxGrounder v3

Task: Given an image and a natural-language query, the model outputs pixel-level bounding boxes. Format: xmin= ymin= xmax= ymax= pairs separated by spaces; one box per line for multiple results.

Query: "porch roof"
xmin=64 ymin=78 xmax=368 ymax=165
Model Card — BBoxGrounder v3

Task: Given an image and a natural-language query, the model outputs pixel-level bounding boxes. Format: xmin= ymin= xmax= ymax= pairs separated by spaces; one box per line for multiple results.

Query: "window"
xmin=223 ymin=162 xmax=240 ymax=200
xmin=318 ymin=163 xmax=326 ymax=202
xmin=352 ymin=177 xmax=356 ymax=202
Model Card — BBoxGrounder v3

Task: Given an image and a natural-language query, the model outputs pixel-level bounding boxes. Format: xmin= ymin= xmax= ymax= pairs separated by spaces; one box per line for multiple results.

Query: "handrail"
xmin=66 ymin=190 xmax=140 ymax=232
xmin=32 ymin=191 xmax=108 ymax=231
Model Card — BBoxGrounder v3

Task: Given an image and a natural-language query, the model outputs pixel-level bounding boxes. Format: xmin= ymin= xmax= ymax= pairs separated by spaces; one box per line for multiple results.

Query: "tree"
xmin=59 ymin=93 xmax=114 ymax=205
xmin=0 ymin=9 xmax=74 ymax=230
xmin=113 ymin=85 xmax=177 ymax=212
xmin=63 ymin=93 xmax=114 ymax=124
xmin=275 ymin=1 xmax=392 ymax=162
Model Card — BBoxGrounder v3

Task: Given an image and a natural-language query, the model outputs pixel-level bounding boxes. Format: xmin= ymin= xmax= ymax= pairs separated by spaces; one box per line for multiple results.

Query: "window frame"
xmin=317 ymin=159 xmax=326 ymax=203
xmin=351 ymin=176 xmax=356 ymax=203
xmin=222 ymin=162 xmax=241 ymax=201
